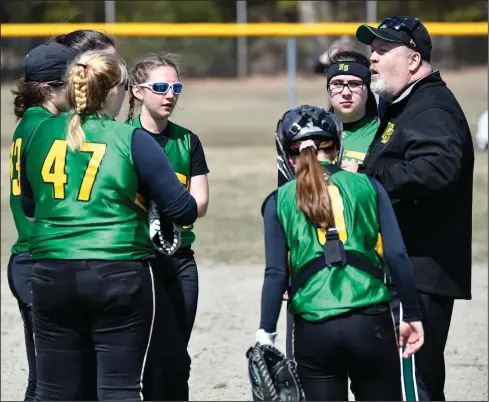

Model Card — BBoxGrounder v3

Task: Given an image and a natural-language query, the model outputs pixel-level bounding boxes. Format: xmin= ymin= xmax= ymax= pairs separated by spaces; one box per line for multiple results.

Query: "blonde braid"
xmin=67 ymin=64 xmax=88 ymax=151
xmin=73 ymin=64 xmax=88 ymax=114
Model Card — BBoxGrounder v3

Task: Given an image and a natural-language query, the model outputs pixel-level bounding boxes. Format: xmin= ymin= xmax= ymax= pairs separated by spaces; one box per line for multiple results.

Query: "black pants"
xmin=157 ymin=247 xmax=199 ymax=344
xmin=7 ymin=252 xmax=36 ymax=401
xmin=142 ymin=248 xmax=198 ymax=401
xmin=31 ymin=259 xmax=155 ymax=401
xmin=414 ymin=292 xmax=454 ymax=401
xmin=294 ymin=303 xmax=402 ymax=401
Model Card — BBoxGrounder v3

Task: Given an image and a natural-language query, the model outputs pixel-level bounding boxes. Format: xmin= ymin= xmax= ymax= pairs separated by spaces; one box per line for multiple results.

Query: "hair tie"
xmin=77 ymin=63 xmax=87 ymax=68
xmin=299 ymin=140 xmax=317 ymax=153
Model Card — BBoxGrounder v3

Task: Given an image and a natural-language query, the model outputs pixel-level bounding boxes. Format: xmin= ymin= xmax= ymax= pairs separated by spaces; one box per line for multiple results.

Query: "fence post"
xmin=287 ymin=36 xmax=297 ymax=109
xmin=236 ymin=1 xmax=247 ymax=78
xmin=365 ymin=1 xmax=377 ymax=53
xmin=104 ymin=1 xmax=116 ymax=24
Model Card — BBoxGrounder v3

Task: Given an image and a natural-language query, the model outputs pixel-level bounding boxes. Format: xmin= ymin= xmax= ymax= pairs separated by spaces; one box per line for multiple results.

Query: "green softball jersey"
xmin=276 ymin=161 xmax=390 ymax=322
xmin=9 ymin=106 xmax=55 ymax=254
xmin=341 ymin=115 xmax=378 ymax=164
xmin=26 ymin=114 xmax=153 ymax=260
xmin=127 ymin=116 xmax=195 ymax=248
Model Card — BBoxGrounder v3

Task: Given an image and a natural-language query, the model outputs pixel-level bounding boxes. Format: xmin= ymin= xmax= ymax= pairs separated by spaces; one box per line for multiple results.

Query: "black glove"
xmin=246 ymin=343 xmax=305 ymax=401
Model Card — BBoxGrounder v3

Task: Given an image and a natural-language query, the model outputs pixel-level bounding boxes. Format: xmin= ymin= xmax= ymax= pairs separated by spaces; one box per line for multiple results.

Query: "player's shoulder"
xmin=108 ymin=118 xmax=135 ymax=130
xmin=330 ymin=167 xmax=368 ymax=185
xmin=169 ymin=119 xmax=189 ymax=131
xmin=125 ymin=115 xmax=141 ymax=127
xmin=14 ymin=107 xmax=56 ymax=137
xmin=261 ymin=189 xmax=279 ymax=217
xmin=168 ymin=120 xmax=195 ymax=137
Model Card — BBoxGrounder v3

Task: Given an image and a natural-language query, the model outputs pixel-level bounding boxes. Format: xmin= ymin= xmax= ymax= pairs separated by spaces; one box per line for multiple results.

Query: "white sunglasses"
xmin=139 ymin=82 xmax=183 ymax=94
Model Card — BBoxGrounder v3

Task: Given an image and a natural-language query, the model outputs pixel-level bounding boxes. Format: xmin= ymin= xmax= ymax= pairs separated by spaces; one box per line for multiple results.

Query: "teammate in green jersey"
xmin=8 ymin=30 xmax=118 ymax=401
xmin=8 ymin=41 xmax=77 ymax=401
xmin=257 ymin=105 xmax=424 ymax=401
xmin=20 ymin=50 xmax=197 ymax=401
xmin=324 ymin=51 xmax=379 ymax=170
xmin=126 ymin=52 xmax=210 ymax=401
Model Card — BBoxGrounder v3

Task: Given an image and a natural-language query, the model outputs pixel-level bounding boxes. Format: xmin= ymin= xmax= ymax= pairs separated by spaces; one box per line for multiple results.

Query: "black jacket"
xmin=360 ymin=71 xmax=474 ymax=300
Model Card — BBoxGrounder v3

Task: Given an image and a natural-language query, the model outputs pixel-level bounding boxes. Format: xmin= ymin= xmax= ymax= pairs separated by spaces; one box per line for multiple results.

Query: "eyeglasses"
xmin=378 ymin=17 xmax=420 ymax=48
xmin=139 ymin=82 xmax=183 ymax=95
xmin=328 ymin=81 xmax=364 ymax=95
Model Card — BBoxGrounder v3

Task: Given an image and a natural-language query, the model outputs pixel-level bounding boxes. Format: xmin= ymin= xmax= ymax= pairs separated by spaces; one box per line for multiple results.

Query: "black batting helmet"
xmin=275 ymin=105 xmax=344 ymax=182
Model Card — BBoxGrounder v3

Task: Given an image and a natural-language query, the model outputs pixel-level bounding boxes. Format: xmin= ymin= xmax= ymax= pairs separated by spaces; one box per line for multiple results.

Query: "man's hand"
xmin=282 ymin=291 xmax=289 ymax=301
xmin=341 ymin=160 xmax=359 ymax=173
xmin=399 ymin=321 xmax=424 ymax=358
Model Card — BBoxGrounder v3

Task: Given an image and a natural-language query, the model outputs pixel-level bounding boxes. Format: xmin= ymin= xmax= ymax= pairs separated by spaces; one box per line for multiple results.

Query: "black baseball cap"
xmin=356 ymin=16 xmax=432 ymax=62
xmin=24 ymin=42 xmax=78 ymax=83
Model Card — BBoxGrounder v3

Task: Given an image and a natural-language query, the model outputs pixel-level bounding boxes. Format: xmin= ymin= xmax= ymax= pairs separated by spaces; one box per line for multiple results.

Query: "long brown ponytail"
xmin=293 ymin=140 xmax=335 ymax=228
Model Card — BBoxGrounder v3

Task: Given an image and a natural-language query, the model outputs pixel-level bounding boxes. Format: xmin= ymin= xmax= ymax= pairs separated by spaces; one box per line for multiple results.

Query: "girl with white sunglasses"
xmin=126 ymin=52 xmax=210 ymax=401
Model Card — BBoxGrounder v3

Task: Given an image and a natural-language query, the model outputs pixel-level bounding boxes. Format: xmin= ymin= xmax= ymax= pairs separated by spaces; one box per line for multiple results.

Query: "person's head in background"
xmin=52 ymin=29 xmax=116 ymax=54
xmin=65 ymin=50 xmax=128 ymax=151
xmin=356 ymin=16 xmax=433 ymax=102
xmin=127 ymin=52 xmax=182 ymax=131
xmin=325 ymin=50 xmax=378 ymax=124
xmin=12 ymin=42 xmax=77 ymax=121
xmin=314 ymin=36 xmax=357 ymax=75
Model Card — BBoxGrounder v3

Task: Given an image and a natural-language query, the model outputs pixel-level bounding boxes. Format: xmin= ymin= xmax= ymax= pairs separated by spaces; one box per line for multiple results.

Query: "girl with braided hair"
xmin=20 ymin=50 xmax=198 ymax=401
xmin=125 ymin=52 xmax=210 ymax=401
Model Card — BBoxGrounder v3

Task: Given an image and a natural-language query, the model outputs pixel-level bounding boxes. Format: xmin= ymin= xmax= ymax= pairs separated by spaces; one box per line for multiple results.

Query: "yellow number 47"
xmin=41 ymin=140 xmax=107 ymax=201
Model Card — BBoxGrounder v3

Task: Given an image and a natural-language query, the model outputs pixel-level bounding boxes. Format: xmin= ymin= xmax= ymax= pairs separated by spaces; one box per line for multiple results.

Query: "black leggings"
xmin=31 ymin=259 xmax=154 ymax=401
xmin=142 ymin=248 xmax=198 ymax=401
xmin=293 ymin=303 xmax=402 ymax=401
xmin=157 ymin=247 xmax=199 ymax=344
xmin=7 ymin=253 xmax=36 ymax=401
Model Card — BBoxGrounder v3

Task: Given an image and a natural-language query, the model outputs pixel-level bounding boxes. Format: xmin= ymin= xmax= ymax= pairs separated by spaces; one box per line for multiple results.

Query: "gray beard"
xmin=370 ymin=76 xmax=394 ymax=100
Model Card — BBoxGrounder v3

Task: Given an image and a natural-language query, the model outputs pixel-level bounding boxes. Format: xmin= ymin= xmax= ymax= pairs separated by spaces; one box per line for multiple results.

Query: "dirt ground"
xmin=1 ymin=70 xmax=487 ymax=400
xmin=1 ymin=263 xmax=487 ymax=401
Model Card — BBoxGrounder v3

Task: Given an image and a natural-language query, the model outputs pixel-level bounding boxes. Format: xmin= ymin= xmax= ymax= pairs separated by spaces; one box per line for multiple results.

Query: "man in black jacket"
xmin=346 ymin=16 xmax=474 ymax=401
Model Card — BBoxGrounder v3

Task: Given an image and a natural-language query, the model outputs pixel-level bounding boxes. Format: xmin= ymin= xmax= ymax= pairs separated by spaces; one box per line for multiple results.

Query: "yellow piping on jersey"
xmin=135 ymin=192 xmax=148 ymax=213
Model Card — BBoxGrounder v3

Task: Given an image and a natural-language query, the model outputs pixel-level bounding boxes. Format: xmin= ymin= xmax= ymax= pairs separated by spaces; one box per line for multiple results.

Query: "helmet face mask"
xmin=275 ymin=105 xmax=344 ymax=182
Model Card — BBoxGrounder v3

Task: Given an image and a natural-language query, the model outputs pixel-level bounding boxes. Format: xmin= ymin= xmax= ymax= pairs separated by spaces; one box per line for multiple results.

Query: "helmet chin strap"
xmin=336 ymin=139 xmax=344 ymax=166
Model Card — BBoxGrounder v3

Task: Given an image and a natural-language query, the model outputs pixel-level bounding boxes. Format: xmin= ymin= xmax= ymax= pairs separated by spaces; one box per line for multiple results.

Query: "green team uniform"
xmin=341 ymin=115 xmax=378 ymax=165
xmin=9 ymin=106 xmax=54 ymax=254
xmin=127 ymin=116 xmax=195 ymax=248
xmin=25 ymin=114 xmax=153 ymax=260
xmin=276 ymin=161 xmax=390 ymax=322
